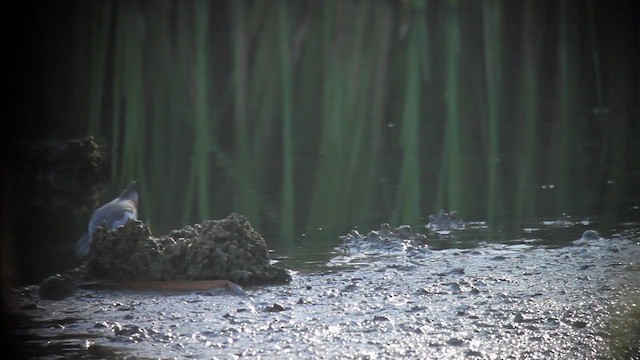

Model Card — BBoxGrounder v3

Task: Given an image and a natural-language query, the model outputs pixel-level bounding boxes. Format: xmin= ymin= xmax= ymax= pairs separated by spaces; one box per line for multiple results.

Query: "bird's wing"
xmin=117 ymin=200 xmax=137 ymax=216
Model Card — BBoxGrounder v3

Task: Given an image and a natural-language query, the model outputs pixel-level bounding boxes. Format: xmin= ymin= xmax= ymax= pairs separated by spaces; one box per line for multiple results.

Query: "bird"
xmin=75 ymin=181 xmax=139 ymax=258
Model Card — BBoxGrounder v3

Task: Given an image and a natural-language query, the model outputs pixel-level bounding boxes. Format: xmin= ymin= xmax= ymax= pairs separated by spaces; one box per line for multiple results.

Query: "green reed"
xmin=278 ymin=0 xmax=295 ymax=242
xmin=305 ymin=0 xmax=346 ymax=232
xmin=342 ymin=1 xmax=386 ymax=229
xmin=231 ymin=0 xmax=261 ymax=225
xmin=191 ymin=0 xmax=212 ymax=220
xmin=173 ymin=1 xmax=199 ymax=226
xmin=481 ymin=0 xmax=504 ymax=228
xmin=551 ymin=0 xmax=575 ymax=216
xmin=437 ymin=0 xmax=463 ymax=216
xmin=351 ymin=1 xmax=393 ymax=228
xmin=515 ymin=0 xmax=540 ymax=221
xmin=393 ymin=0 xmax=427 ymax=227
xmin=69 ymin=0 xmax=638 ymax=248
xmin=118 ymin=6 xmax=147 ymax=205
xmin=145 ymin=1 xmax=172 ymax=227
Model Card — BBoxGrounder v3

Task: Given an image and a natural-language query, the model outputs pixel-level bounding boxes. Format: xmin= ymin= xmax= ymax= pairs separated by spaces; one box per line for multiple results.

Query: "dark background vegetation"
xmin=3 ymin=0 xmax=639 ymax=285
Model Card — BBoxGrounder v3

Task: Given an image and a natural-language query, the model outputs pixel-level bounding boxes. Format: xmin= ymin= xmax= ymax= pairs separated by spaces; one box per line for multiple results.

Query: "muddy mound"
xmin=427 ymin=210 xmax=465 ymax=231
xmin=338 ymin=223 xmax=429 ymax=256
xmin=84 ymin=213 xmax=290 ymax=285
xmin=338 ymin=210 xmax=467 ymax=254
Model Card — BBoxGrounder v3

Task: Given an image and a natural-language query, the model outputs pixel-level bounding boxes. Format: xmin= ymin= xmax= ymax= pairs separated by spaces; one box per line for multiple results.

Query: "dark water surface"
xmin=7 ymin=218 xmax=640 ymax=359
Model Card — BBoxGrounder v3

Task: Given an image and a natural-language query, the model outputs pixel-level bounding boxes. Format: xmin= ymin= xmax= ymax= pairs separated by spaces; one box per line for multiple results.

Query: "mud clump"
xmin=84 ymin=213 xmax=291 ymax=285
xmin=338 ymin=210 xmax=469 ymax=254
xmin=338 ymin=223 xmax=429 ymax=255
xmin=340 ymin=223 xmax=428 ymax=245
xmin=340 ymin=210 xmax=466 ymax=250
xmin=427 ymin=210 xmax=465 ymax=232
xmin=38 ymin=274 xmax=76 ymax=300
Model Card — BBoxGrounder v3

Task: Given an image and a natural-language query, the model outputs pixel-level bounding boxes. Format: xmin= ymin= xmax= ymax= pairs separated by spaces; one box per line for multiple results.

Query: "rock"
xmin=38 ymin=274 xmax=76 ymax=300
xmin=266 ymin=303 xmax=286 ymax=312
xmin=83 ymin=213 xmax=291 ymax=285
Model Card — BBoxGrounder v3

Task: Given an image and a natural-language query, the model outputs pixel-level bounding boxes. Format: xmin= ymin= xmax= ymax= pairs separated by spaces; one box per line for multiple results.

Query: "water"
xmin=7 ymin=219 xmax=640 ymax=359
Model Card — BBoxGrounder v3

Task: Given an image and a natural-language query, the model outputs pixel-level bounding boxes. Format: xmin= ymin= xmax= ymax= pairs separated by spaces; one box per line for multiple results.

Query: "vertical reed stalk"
xmin=584 ymin=0 xmax=610 ymax=216
xmin=551 ymin=0 xmax=574 ymax=216
xmin=342 ymin=1 xmax=376 ymax=227
xmin=393 ymin=0 xmax=426 ymax=226
xmin=191 ymin=0 xmax=212 ymax=220
xmin=515 ymin=0 xmax=540 ymax=221
xmin=435 ymin=0 xmax=462 ymax=215
xmin=173 ymin=1 xmax=198 ymax=226
xmin=306 ymin=0 xmax=345 ymax=230
xmin=110 ymin=9 xmax=124 ymax=183
xmin=444 ymin=0 xmax=462 ymax=213
xmin=231 ymin=0 xmax=260 ymax=224
xmin=278 ymin=1 xmax=295 ymax=241
xmin=352 ymin=1 xmax=392 ymax=227
xmin=482 ymin=0 xmax=503 ymax=227
xmin=147 ymin=14 xmax=168 ymax=213
xmin=121 ymin=6 xmax=147 ymax=203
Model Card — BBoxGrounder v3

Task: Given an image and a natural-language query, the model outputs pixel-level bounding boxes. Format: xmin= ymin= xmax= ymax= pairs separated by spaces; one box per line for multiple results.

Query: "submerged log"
xmin=78 ymin=280 xmax=245 ymax=294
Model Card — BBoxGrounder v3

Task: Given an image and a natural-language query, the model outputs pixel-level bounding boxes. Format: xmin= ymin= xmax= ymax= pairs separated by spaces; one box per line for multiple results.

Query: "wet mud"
xmin=7 ymin=221 xmax=640 ymax=359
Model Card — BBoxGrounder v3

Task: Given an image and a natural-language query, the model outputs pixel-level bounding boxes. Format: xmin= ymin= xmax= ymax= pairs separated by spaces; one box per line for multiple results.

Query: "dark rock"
xmin=38 ymin=274 xmax=76 ymax=300
xmin=465 ymin=350 xmax=484 ymax=358
xmin=572 ymin=320 xmax=588 ymax=329
xmin=266 ymin=303 xmax=286 ymax=312
xmin=446 ymin=337 xmax=465 ymax=346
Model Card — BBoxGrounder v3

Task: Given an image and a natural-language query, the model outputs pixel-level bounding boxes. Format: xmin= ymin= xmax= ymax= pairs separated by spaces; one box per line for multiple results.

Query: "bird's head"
xmin=118 ymin=181 xmax=139 ymax=206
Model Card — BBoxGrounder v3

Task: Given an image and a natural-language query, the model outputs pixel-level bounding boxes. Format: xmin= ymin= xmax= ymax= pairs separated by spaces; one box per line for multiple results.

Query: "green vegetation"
xmin=481 ymin=0 xmax=503 ymax=229
xmin=63 ymin=1 xmax=638 ymax=248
